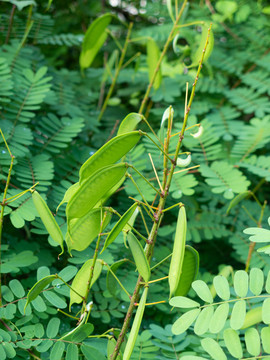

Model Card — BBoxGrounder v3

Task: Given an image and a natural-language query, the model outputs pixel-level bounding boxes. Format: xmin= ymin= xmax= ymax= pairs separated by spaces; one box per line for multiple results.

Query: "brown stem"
xmin=5 ymin=5 xmax=16 ymax=44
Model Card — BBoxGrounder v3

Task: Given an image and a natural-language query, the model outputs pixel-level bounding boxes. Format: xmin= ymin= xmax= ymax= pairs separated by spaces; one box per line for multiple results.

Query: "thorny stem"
xmin=98 ymin=23 xmax=133 ymax=122
xmin=110 ymin=21 xmax=212 ymax=360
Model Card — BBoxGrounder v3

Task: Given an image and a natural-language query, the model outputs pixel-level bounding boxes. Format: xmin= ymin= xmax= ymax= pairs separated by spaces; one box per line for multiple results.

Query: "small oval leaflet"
xmin=201 ymin=338 xmax=227 ymax=360
xmin=172 ymin=308 xmax=201 ymax=335
xmin=194 ymin=306 xmax=214 ymax=335
xmin=168 ymin=206 xmax=187 ymax=298
xmin=80 ymin=13 xmax=112 ymax=69
xmin=127 ymin=232 xmax=150 ymax=282
xmin=223 ymin=328 xmax=243 ymax=359
xmin=209 ymin=303 xmax=229 ymax=334
xmin=249 ymin=267 xmax=264 ymax=295
xmin=192 ymin=280 xmax=213 ymax=304
xmin=245 ymin=327 xmax=260 ymax=357
xmin=67 ymin=163 xmax=127 ymax=220
xmin=261 ymin=326 xmax=270 ymax=353
xmin=101 ymin=203 xmax=138 ymax=253
xmin=79 ymin=131 xmax=141 ymax=183
xmin=230 ymin=299 xmax=246 ymax=330
xmin=169 ymin=296 xmax=200 ymax=309
xmin=262 ymin=297 xmax=270 ymax=324
xmin=31 ymin=190 xmax=63 ymax=253
xmin=234 ymin=270 xmax=248 ymax=297
xmin=213 ymin=275 xmax=230 ymax=300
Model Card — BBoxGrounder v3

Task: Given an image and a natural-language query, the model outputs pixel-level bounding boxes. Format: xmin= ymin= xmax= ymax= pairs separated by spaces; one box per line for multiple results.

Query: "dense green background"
xmin=0 ymin=0 xmax=270 ymax=359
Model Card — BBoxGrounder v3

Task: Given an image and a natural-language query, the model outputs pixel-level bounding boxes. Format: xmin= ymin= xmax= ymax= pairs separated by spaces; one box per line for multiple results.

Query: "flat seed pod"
xmin=79 ymin=131 xmax=141 ymax=183
xmin=249 ymin=267 xmax=264 ymax=295
xmin=174 ymin=245 xmax=199 ymax=297
xmin=172 ymin=308 xmax=200 ymax=335
xmin=190 ymin=23 xmax=214 ymax=68
xmin=209 ymin=303 xmax=229 ymax=334
xmin=241 ymin=307 xmax=262 ymax=329
xmin=192 ymin=280 xmax=213 ymax=304
xmin=56 ymin=182 xmax=80 ymax=212
xmin=146 ymin=38 xmax=162 ymax=90
xmin=213 ymin=275 xmax=230 ymax=300
xmin=79 ymin=14 xmax=112 ymax=69
xmin=223 ymin=328 xmax=243 ymax=359
xmin=70 ymin=259 xmax=103 ymax=309
xmin=32 ymin=190 xmax=63 ymax=252
xmin=230 ymin=300 xmax=246 ymax=330
xmin=261 ymin=326 xmax=270 ymax=353
xmin=245 ymin=327 xmax=260 ymax=357
xmin=67 ymin=163 xmax=127 ymax=220
xmin=24 ymin=275 xmax=57 ymax=312
xmin=66 ymin=208 xmax=112 ymax=253
xmin=226 ymin=191 xmax=250 ymax=214
xmin=194 ymin=306 xmax=214 ymax=335
xmin=123 ymin=287 xmax=148 ymax=360
xmin=101 ymin=203 xmax=138 ymax=253
xmin=234 ymin=270 xmax=248 ymax=297
xmin=106 ymin=259 xmax=129 ymax=298
xmin=169 ymin=296 xmax=200 ymax=309
xmin=201 ymin=338 xmax=227 ymax=360
xmin=262 ymin=298 xmax=270 ymax=324
xmin=168 ymin=206 xmax=187 ymax=298
xmin=127 ymin=232 xmax=150 ymax=282
xmin=117 ymin=113 xmax=143 ymax=136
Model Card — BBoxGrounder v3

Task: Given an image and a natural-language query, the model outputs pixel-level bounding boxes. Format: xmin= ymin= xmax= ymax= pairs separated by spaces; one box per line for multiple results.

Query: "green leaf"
xmin=175 ymin=245 xmax=199 ymax=297
xmin=234 ymin=270 xmax=248 ymax=297
xmin=261 ymin=326 xmax=270 ymax=353
xmin=9 ymin=279 xmax=25 ymax=298
xmin=70 ymin=259 xmax=103 ymax=308
xmin=2 ymin=342 xmax=16 ymax=358
xmin=245 ymin=327 xmax=260 ymax=357
xmin=79 ymin=131 xmax=141 ymax=183
xmin=127 ymin=232 xmax=150 ymax=282
xmin=266 ymin=270 xmax=270 ymax=293
xmin=201 ymin=338 xmax=227 ymax=360
xmin=146 ymin=38 xmax=162 ymax=90
xmin=67 ymin=163 xmax=127 ymax=220
xmin=101 ymin=203 xmax=138 ymax=253
xmin=249 ymin=267 xmax=264 ymax=295
xmin=192 ymin=280 xmax=213 ymax=303
xmin=106 ymin=259 xmax=128 ymax=298
xmin=46 ymin=318 xmax=61 ymax=338
xmin=223 ymin=328 xmax=242 ymax=359
xmin=243 ymin=226 xmax=270 ymax=242
xmin=117 ymin=113 xmax=143 ymax=136
xmin=80 ymin=14 xmax=112 ymax=69
xmin=262 ymin=298 xmax=270 ymax=324
xmin=213 ymin=275 xmax=230 ymax=300
xmin=169 ymin=296 xmax=200 ymax=309
xmin=230 ymin=300 xmax=246 ymax=330
xmin=209 ymin=303 xmax=229 ymax=334
xmin=50 ymin=341 xmax=65 ymax=360
xmin=226 ymin=191 xmax=250 ymax=214
xmin=43 ymin=291 xmax=67 ymax=309
xmin=66 ymin=344 xmax=78 ymax=360
xmin=81 ymin=344 xmax=106 ymax=360
xmin=194 ymin=306 xmax=214 ymax=335
xmin=67 ymin=208 xmax=112 ymax=253
xmin=171 ymin=308 xmax=200 ymax=335
xmin=24 ymin=275 xmax=57 ymax=312
xmin=71 ymin=324 xmax=94 ymax=342
xmin=0 ymin=345 xmax=6 ymax=360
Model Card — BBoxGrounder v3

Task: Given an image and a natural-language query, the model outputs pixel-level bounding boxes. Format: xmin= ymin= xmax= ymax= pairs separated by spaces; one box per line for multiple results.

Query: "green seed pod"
xmin=32 ymin=190 xmax=63 ymax=253
xmin=127 ymin=232 xmax=150 ymax=282
xmin=123 ymin=287 xmax=148 ymax=360
xmin=168 ymin=205 xmax=187 ymax=298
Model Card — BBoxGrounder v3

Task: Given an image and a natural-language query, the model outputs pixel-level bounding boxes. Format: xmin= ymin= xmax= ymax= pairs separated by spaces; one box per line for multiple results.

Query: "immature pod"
xmin=79 ymin=131 xmax=141 ymax=184
xmin=168 ymin=205 xmax=187 ymax=298
xmin=123 ymin=287 xmax=148 ymax=360
xmin=31 ymin=190 xmax=63 ymax=252
xmin=127 ymin=232 xmax=150 ymax=282
xmin=117 ymin=113 xmax=143 ymax=136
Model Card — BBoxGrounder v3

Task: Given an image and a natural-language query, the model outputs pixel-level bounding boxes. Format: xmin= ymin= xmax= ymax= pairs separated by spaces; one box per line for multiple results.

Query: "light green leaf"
xmin=117 ymin=113 xmax=143 ymax=136
xmin=146 ymin=38 xmax=162 ymax=90
xmin=261 ymin=326 xmax=270 ymax=353
xmin=234 ymin=270 xmax=248 ymax=297
xmin=9 ymin=279 xmax=25 ymax=298
xmin=46 ymin=318 xmax=61 ymax=338
xmin=223 ymin=328 xmax=242 ymax=359
xmin=249 ymin=267 xmax=264 ymax=295
xmin=244 ymin=226 xmax=270 ymax=242
xmin=213 ymin=275 xmax=230 ymax=300
xmin=192 ymin=280 xmax=213 ymax=303
xmin=66 ymin=344 xmax=78 ymax=360
xmin=50 ymin=341 xmax=65 ymax=360
xmin=201 ymin=338 xmax=227 ymax=360
xmin=81 ymin=344 xmax=106 ymax=360
xmin=169 ymin=296 xmax=200 ymax=309
xmin=194 ymin=306 xmax=214 ymax=335
xmin=245 ymin=327 xmax=260 ymax=357
xmin=209 ymin=303 xmax=229 ymax=334
xmin=171 ymin=308 xmax=200 ymax=335
xmin=262 ymin=298 xmax=270 ymax=324
xmin=230 ymin=300 xmax=246 ymax=330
